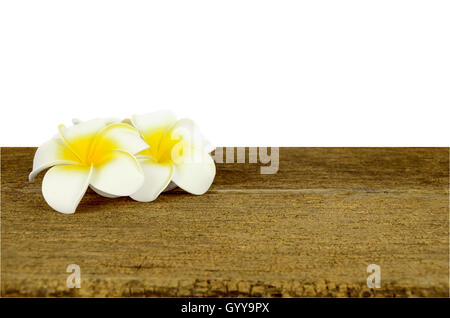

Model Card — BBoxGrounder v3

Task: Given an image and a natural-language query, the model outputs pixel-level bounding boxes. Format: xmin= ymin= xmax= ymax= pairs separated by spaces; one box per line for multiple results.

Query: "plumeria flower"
xmin=29 ymin=118 xmax=149 ymax=214
xmin=123 ymin=111 xmax=216 ymax=202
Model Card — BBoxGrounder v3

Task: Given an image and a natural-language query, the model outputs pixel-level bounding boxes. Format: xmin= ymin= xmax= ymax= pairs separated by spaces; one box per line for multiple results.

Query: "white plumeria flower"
xmin=29 ymin=118 xmax=149 ymax=214
xmin=125 ymin=111 xmax=216 ymax=202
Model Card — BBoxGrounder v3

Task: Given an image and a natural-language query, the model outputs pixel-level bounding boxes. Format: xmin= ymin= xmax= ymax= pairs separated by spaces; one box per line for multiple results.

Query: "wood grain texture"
xmin=1 ymin=147 xmax=449 ymax=297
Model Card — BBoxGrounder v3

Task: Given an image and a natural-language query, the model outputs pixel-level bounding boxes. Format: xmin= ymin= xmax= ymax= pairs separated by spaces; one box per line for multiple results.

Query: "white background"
xmin=0 ymin=0 xmax=449 ymax=146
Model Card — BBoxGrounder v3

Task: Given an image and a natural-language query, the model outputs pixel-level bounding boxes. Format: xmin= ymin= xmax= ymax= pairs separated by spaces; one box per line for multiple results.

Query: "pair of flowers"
xmin=29 ymin=111 xmax=216 ymax=214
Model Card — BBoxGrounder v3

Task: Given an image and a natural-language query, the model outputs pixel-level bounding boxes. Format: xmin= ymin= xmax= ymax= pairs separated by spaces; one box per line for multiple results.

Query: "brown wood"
xmin=1 ymin=147 xmax=449 ymax=297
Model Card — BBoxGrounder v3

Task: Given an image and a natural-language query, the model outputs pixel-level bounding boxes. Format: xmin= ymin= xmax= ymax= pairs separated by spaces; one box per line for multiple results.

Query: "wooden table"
xmin=1 ymin=147 xmax=448 ymax=297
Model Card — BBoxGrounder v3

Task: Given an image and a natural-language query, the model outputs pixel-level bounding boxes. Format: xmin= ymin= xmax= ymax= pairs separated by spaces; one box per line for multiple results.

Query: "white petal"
xmin=59 ymin=118 xmax=110 ymax=142
xmin=58 ymin=118 xmax=113 ymax=159
xmin=29 ymin=137 xmax=80 ymax=181
xmin=169 ymin=118 xmax=212 ymax=153
xmin=90 ymin=185 xmax=120 ymax=198
xmin=91 ymin=123 xmax=149 ymax=156
xmin=172 ymin=148 xmax=216 ymax=195
xmin=204 ymin=141 xmax=216 ymax=154
xmin=71 ymin=117 xmax=119 ymax=126
xmin=90 ymin=150 xmax=144 ymax=196
xmin=131 ymin=110 xmax=177 ymax=136
xmin=130 ymin=160 xmax=173 ymax=202
xmin=42 ymin=165 xmax=92 ymax=214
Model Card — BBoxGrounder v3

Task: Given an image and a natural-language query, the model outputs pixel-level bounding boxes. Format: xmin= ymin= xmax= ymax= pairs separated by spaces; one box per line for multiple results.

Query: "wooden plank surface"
xmin=1 ymin=147 xmax=449 ymax=297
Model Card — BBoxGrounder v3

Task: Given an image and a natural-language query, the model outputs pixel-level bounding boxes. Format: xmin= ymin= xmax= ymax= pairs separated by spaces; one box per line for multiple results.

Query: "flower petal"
xmin=29 ymin=137 xmax=81 ymax=181
xmin=131 ymin=110 xmax=177 ymax=136
xmin=130 ymin=160 xmax=173 ymax=202
xmin=89 ymin=150 xmax=144 ymax=196
xmin=58 ymin=118 xmax=114 ymax=161
xmin=91 ymin=123 xmax=149 ymax=157
xmin=59 ymin=118 xmax=112 ymax=142
xmin=168 ymin=118 xmax=212 ymax=153
xmin=131 ymin=111 xmax=177 ymax=151
xmin=42 ymin=165 xmax=92 ymax=214
xmin=90 ymin=185 xmax=120 ymax=198
xmin=172 ymin=147 xmax=216 ymax=195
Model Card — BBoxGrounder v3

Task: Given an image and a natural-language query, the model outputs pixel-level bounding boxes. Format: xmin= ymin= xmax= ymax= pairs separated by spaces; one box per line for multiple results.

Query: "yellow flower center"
xmin=137 ymin=126 xmax=181 ymax=164
xmin=59 ymin=127 xmax=119 ymax=167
